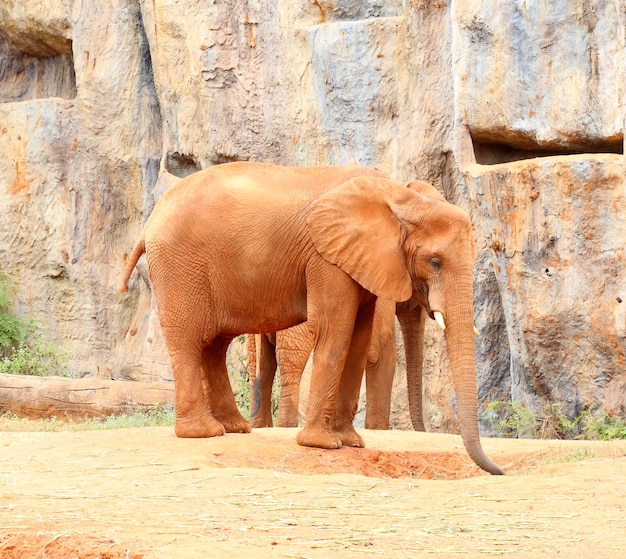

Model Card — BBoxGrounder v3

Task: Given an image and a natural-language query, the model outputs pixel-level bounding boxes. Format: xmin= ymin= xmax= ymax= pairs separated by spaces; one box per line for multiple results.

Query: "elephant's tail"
xmin=119 ymin=236 xmax=146 ymax=292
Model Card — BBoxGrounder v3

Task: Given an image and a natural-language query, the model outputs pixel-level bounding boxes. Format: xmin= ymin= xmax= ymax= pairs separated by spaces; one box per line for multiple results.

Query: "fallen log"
xmin=0 ymin=374 xmax=174 ymax=420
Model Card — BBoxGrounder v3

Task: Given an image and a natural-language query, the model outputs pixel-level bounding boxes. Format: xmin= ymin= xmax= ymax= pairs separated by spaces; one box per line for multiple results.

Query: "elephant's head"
xmin=307 ymin=177 xmax=504 ymax=475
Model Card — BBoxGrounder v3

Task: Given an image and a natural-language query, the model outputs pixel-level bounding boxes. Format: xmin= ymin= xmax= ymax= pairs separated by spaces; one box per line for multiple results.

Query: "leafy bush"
xmin=0 ymin=270 xmax=33 ymax=358
xmin=580 ymin=408 xmax=626 ymax=440
xmin=81 ymin=404 xmax=176 ymax=429
xmin=483 ymin=400 xmax=626 ymax=441
xmin=0 ymin=333 xmax=70 ymax=377
xmin=0 ymin=270 xmax=69 ymax=377
xmin=482 ymin=400 xmax=539 ymax=438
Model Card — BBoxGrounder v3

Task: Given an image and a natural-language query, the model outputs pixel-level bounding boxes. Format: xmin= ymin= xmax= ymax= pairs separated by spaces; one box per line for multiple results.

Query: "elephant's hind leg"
xmin=203 ymin=337 xmax=251 ymax=434
xmin=170 ymin=350 xmax=226 ymax=438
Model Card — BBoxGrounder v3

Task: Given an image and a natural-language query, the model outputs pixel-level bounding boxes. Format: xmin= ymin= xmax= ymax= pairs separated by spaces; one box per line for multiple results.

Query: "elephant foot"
xmin=221 ymin=416 xmax=252 ymax=434
xmin=334 ymin=424 xmax=365 ymax=448
xmin=211 ymin=403 xmax=252 ymax=433
xmin=174 ymin=414 xmax=226 ymax=438
xmin=296 ymin=425 xmax=342 ymax=449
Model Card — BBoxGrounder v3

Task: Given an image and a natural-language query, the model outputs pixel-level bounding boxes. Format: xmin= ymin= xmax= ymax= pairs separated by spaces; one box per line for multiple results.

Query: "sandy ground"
xmin=1 ymin=426 xmax=625 ymax=558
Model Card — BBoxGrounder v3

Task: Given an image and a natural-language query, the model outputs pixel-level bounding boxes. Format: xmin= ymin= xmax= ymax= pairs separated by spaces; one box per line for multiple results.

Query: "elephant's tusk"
xmin=474 ymin=326 xmax=480 ymax=336
xmin=434 ymin=311 xmax=446 ymax=330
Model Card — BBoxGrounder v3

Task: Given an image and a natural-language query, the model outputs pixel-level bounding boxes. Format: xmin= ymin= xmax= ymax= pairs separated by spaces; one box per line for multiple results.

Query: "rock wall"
xmin=0 ymin=0 xmax=624 ymax=431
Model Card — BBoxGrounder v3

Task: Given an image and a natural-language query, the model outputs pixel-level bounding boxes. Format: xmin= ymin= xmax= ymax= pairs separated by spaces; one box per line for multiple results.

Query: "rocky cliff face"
xmin=0 ymin=0 xmax=624 ymax=431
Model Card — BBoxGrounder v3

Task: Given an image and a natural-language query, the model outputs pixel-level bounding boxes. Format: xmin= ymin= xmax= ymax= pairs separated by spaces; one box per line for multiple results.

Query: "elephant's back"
xmin=156 ymin=161 xmax=383 ymax=202
xmin=143 ymin=161 xmax=385 ymax=241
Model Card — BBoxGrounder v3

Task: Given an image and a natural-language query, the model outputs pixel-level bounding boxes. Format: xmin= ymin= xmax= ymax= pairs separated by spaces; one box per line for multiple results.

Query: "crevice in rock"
xmin=0 ymin=33 xmax=76 ymax=102
xmin=209 ymin=153 xmax=243 ymax=166
xmin=470 ymin=129 xmax=623 ymax=165
xmin=166 ymin=153 xmax=202 ymax=178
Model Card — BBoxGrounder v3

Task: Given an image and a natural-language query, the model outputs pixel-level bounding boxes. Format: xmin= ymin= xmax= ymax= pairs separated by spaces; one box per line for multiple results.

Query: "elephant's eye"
xmin=431 ymin=258 xmax=442 ymax=272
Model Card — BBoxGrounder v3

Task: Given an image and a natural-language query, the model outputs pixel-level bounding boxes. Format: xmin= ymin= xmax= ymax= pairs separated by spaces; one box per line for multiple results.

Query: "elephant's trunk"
xmin=443 ymin=279 xmax=505 ymax=476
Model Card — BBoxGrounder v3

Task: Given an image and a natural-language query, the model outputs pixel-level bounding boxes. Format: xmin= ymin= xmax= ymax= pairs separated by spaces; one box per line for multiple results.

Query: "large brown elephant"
xmin=119 ymin=162 xmax=504 ymax=475
xmin=247 ymin=298 xmax=428 ymax=431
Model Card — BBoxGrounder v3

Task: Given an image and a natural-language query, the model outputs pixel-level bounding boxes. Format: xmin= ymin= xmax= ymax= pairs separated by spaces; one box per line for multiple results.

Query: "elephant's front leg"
xmin=296 ymin=274 xmax=362 ymax=449
xmin=396 ymin=302 xmax=427 ymax=432
xmin=333 ymin=299 xmax=376 ymax=446
xmin=295 ymin=346 xmax=348 ymax=449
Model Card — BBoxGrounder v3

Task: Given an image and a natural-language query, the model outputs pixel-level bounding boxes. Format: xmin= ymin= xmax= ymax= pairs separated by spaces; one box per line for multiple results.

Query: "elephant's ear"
xmin=306 ymin=177 xmax=413 ymax=302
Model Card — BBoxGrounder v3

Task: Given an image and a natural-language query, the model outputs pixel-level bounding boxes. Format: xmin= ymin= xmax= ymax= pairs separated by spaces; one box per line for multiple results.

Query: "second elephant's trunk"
xmin=396 ymin=302 xmax=426 ymax=431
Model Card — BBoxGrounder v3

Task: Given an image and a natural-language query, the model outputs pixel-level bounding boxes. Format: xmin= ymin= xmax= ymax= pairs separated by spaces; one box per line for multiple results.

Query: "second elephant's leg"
xmin=248 ymin=333 xmax=278 ymax=428
xmin=364 ymin=299 xmax=397 ymax=430
xmin=275 ymin=322 xmax=315 ymax=427
xmin=203 ymin=337 xmax=251 ymax=434
xmin=396 ymin=302 xmax=426 ymax=432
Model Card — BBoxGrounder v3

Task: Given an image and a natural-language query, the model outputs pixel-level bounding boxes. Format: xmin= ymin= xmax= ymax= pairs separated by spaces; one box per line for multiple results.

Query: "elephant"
xmin=247 ymin=180 xmax=449 ymax=432
xmin=247 ymin=294 xmax=429 ymax=432
xmin=119 ymin=161 xmax=504 ymax=475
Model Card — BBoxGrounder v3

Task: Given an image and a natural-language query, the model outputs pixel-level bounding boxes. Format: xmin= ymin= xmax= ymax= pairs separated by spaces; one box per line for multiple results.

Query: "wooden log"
xmin=0 ymin=374 xmax=174 ymax=420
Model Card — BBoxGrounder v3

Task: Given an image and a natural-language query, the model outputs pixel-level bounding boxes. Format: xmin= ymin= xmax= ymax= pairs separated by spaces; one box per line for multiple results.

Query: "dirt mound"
xmin=210 ymin=445 xmax=480 ymax=479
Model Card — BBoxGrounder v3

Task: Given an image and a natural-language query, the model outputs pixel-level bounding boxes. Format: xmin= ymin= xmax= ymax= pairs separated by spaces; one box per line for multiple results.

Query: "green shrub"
xmin=482 ymin=400 xmax=539 ymax=438
xmin=580 ymin=408 xmax=626 ymax=440
xmin=483 ymin=400 xmax=626 ymax=441
xmin=0 ymin=269 xmax=69 ymax=377
xmin=535 ymin=402 xmax=583 ymax=440
xmin=81 ymin=404 xmax=176 ymax=429
xmin=0 ymin=333 xmax=70 ymax=377
xmin=0 ymin=270 xmax=33 ymax=358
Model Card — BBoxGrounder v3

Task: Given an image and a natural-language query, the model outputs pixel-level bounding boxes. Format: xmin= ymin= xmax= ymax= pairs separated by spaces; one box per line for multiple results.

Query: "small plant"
xmin=482 ymin=400 xmax=539 ymax=438
xmin=580 ymin=408 xmax=626 ymax=440
xmin=0 ymin=270 xmax=33 ymax=358
xmin=483 ymin=400 xmax=626 ymax=441
xmin=535 ymin=402 xmax=582 ymax=440
xmin=0 ymin=269 xmax=69 ymax=377
xmin=81 ymin=404 xmax=176 ymax=429
xmin=0 ymin=332 xmax=70 ymax=377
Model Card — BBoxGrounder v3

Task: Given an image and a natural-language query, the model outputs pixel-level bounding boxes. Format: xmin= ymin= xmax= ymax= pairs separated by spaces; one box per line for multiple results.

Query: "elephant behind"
xmin=247 ymin=298 xmax=429 ymax=432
